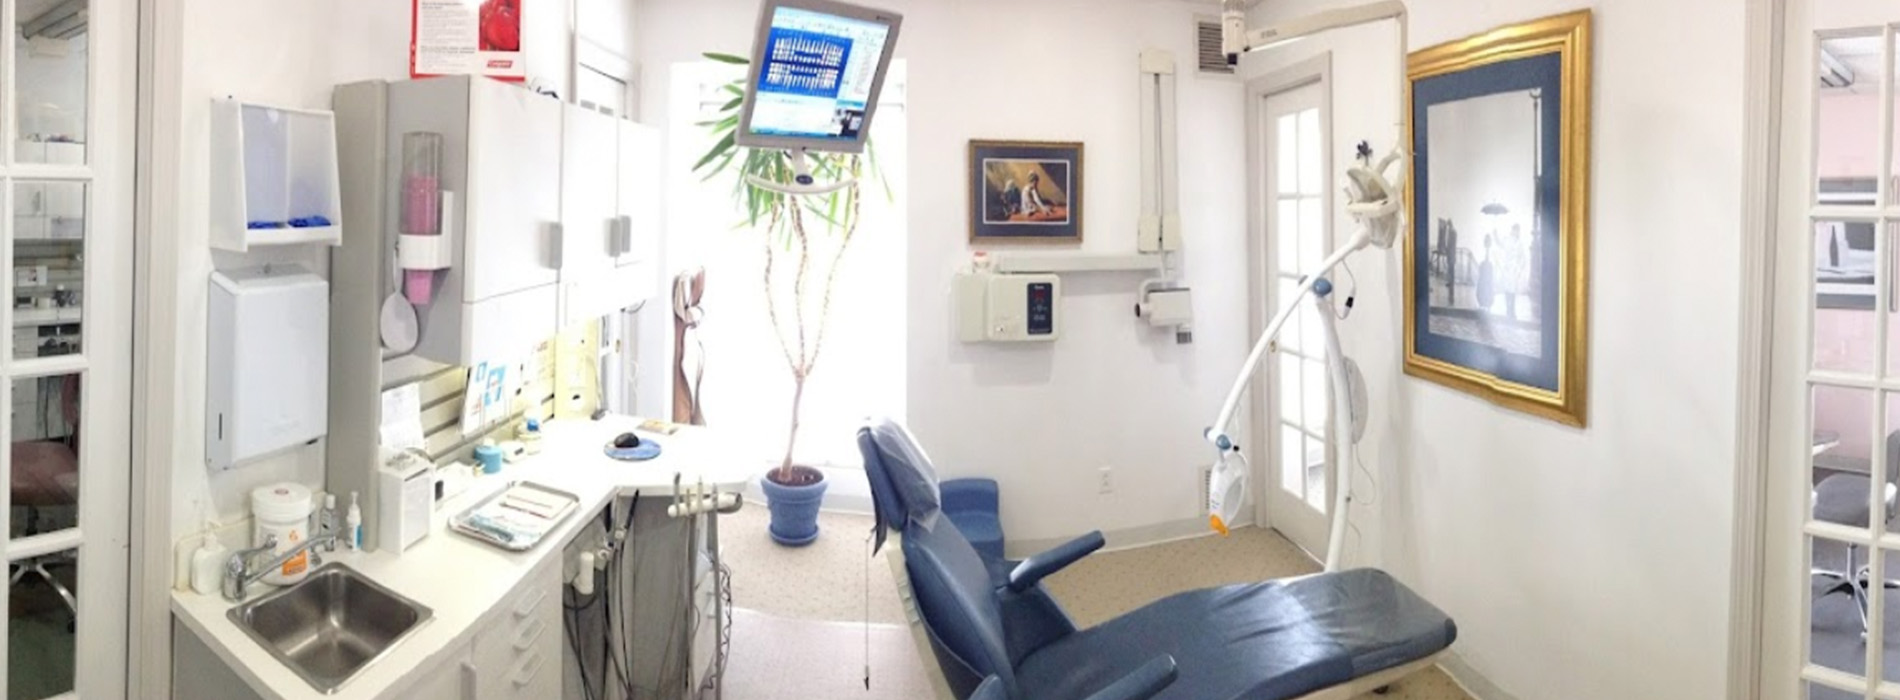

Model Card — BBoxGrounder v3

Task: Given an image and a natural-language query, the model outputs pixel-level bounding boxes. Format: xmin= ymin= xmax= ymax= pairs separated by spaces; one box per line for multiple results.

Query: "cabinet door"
xmin=464 ymin=79 xmax=563 ymax=304
xmin=559 ymin=105 xmax=620 ymax=325
xmin=615 ymin=120 xmax=661 ymax=270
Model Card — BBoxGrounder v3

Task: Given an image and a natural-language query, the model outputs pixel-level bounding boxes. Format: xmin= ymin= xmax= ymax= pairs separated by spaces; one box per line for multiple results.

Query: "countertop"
xmin=171 ymin=416 xmax=758 ymax=700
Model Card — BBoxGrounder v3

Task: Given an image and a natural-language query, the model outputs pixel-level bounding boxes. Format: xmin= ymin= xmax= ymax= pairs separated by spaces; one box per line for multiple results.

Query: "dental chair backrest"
xmin=860 ymin=419 xmax=1017 ymax=699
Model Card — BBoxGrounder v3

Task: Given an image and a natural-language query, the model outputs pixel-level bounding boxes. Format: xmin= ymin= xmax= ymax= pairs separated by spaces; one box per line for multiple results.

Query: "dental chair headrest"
xmin=860 ymin=418 xmax=943 ymax=551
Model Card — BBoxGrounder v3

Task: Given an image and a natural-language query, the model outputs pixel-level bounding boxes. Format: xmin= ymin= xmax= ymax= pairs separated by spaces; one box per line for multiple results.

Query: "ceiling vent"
xmin=1197 ymin=19 xmax=1234 ymax=75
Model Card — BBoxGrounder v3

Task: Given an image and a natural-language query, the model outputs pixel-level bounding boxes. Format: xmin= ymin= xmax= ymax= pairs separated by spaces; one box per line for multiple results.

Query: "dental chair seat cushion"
xmin=1015 ymin=568 xmax=1456 ymax=700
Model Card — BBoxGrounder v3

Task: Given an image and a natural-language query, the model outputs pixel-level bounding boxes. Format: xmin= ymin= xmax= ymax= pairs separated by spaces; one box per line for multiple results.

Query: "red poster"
xmin=411 ymin=0 xmax=526 ymax=81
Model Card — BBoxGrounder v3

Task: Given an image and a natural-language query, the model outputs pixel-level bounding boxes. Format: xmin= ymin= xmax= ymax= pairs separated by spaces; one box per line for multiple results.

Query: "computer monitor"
xmin=736 ymin=0 xmax=902 ymax=154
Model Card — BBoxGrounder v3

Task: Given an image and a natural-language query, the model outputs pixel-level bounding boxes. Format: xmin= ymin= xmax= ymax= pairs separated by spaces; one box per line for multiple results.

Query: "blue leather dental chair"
xmin=859 ymin=418 xmax=1458 ymax=700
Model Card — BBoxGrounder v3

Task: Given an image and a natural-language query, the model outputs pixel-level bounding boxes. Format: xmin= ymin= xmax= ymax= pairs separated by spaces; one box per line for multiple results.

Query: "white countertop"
xmin=171 ymin=416 xmax=760 ymax=700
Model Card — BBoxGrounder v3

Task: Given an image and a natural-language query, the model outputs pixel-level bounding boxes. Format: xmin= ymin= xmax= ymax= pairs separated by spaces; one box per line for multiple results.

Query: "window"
xmin=1272 ymin=105 xmax=1330 ymax=511
xmin=667 ymin=61 xmax=907 ymax=469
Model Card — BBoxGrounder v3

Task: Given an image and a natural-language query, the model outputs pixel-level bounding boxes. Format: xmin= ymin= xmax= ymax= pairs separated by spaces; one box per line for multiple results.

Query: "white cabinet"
xmin=558 ymin=105 xmax=623 ymax=327
xmin=405 ymin=655 xmax=473 ymax=700
xmin=558 ymin=108 xmax=661 ymax=326
xmin=612 ymin=120 xmax=662 ymax=302
xmin=472 ymin=558 xmax=564 ymax=700
xmin=382 ymin=76 xmax=563 ymax=365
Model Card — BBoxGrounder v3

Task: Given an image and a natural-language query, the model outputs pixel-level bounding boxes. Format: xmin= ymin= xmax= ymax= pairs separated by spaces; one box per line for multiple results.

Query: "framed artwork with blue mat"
xmin=968 ymin=140 xmax=1084 ymax=244
xmin=1404 ymin=10 xmax=1593 ymax=427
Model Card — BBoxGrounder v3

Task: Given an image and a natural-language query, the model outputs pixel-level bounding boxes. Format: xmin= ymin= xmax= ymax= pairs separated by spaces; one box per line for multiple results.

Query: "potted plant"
xmin=694 ymin=53 xmax=885 ymax=546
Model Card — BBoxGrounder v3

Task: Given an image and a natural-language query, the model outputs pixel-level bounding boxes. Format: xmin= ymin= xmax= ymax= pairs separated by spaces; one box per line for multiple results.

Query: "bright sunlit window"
xmin=668 ymin=60 xmax=908 ymax=470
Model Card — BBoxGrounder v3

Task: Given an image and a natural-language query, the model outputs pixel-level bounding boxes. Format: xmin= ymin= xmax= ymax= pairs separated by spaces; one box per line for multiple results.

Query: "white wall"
xmin=1247 ymin=2 xmax=1745 ymax=699
xmin=636 ymin=0 xmax=1252 ymax=547
xmin=163 ymin=0 xmax=626 ymax=541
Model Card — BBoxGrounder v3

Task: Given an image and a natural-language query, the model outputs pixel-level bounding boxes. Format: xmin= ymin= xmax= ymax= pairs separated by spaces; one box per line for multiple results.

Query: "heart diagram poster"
xmin=412 ymin=0 xmax=525 ymax=81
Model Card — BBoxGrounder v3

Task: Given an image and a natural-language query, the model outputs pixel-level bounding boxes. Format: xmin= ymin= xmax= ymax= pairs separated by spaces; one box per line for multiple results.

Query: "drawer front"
xmin=474 ymin=559 xmax=564 ymax=700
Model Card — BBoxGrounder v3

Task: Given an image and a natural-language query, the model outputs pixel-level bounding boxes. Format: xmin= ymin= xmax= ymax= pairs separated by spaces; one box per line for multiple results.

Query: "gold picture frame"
xmin=1403 ymin=10 xmax=1592 ymax=427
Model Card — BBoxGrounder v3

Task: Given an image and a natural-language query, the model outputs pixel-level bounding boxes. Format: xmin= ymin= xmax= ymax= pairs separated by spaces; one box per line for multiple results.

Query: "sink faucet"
xmin=223 ymin=534 xmax=338 ymax=602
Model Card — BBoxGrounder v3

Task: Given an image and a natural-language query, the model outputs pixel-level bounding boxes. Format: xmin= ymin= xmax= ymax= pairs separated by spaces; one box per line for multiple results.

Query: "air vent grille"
xmin=1198 ymin=20 xmax=1234 ymax=75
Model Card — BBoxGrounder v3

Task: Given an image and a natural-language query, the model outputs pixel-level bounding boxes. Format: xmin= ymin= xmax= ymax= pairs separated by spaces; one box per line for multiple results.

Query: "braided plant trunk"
xmin=761 ymin=158 xmax=863 ymax=485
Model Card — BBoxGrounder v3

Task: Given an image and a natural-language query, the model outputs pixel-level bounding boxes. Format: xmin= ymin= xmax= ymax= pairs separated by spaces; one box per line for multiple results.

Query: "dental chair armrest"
xmin=1083 ymin=655 xmax=1179 ymax=700
xmin=1007 ymin=531 xmax=1105 ymax=593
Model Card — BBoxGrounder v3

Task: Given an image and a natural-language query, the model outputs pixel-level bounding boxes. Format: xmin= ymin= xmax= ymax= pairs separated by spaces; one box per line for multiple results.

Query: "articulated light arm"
xmin=1220 ymin=0 xmax=1406 ymax=60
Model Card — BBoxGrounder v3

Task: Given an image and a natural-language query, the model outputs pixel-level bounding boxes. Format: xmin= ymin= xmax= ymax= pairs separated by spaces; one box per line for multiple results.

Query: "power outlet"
xmin=1098 ymin=467 xmax=1114 ymax=495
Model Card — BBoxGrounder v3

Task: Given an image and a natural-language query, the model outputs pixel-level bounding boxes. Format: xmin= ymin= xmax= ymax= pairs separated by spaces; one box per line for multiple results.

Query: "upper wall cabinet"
xmin=559 ymin=106 xmax=661 ymax=326
xmin=209 ymin=100 xmax=343 ymax=251
xmin=383 ymin=76 xmax=563 ymax=365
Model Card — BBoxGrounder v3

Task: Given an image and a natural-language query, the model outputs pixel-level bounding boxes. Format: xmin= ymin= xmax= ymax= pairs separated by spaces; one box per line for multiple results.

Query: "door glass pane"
xmin=15 ymin=0 xmax=87 ymax=165
xmin=1816 ymin=33 xmax=1881 ymax=203
xmin=1299 ymin=197 xmax=1324 ymax=270
xmin=1302 ymin=357 xmax=1328 ymax=431
xmin=1277 ymin=199 xmax=1299 ymax=270
xmin=1277 ymin=278 xmax=1306 ymax=355
xmin=1814 ymin=384 xmax=1876 ymax=525
xmin=1816 ymin=220 xmax=1878 ymax=375
xmin=9 ymin=547 xmax=76 ymax=699
xmin=13 ymin=181 xmax=85 ymax=360
xmin=1298 ymin=109 xmax=1321 ymax=196
xmin=1276 ymin=114 xmax=1297 ymax=194
xmin=1815 ymin=534 xmax=1874 ymax=679
xmin=1278 ymin=353 xmax=1302 ymax=430
xmin=1302 ymin=432 xmax=1326 ymax=509
xmin=11 ymin=373 xmax=79 ymax=539
xmin=1278 ymin=425 xmax=1302 ymax=496
xmin=1881 ymin=545 xmax=1900 ymax=683
xmin=1810 ymin=680 xmax=1859 ymax=700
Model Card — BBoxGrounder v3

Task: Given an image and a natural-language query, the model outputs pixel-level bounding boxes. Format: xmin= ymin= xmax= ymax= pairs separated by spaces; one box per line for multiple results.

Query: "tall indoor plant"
xmin=694 ymin=53 xmax=882 ymax=546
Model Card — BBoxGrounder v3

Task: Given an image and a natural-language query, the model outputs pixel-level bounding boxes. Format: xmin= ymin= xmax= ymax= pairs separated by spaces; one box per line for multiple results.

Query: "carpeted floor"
xmin=719 ymin=506 xmax=1472 ymax=700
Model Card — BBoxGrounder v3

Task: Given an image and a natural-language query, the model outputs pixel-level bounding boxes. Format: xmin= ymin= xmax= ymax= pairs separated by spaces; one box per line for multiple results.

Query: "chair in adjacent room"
xmin=9 ymin=374 xmax=80 ymax=616
xmin=858 ymin=417 xmax=1457 ymax=700
xmin=1811 ymin=430 xmax=1900 ymax=633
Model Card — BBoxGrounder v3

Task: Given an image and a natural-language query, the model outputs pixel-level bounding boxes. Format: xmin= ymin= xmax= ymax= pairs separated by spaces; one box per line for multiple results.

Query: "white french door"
xmin=1764 ymin=3 xmax=1900 ymax=699
xmin=0 ymin=0 xmax=132 ymax=697
xmin=1248 ymin=59 xmax=1333 ymax=558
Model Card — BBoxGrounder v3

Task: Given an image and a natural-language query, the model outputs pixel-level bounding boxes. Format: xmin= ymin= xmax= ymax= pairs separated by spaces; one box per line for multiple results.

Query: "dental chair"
xmin=859 ymin=418 xmax=1458 ymax=700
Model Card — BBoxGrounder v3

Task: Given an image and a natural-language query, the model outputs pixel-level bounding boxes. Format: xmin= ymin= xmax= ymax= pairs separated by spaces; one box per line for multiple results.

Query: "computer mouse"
xmin=612 ymin=432 xmax=643 ymax=449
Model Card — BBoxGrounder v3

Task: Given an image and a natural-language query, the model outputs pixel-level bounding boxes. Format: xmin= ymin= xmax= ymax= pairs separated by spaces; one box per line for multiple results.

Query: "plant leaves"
xmin=704 ymin=52 xmax=750 ymax=65
xmin=693 ymin=132 xmax=736 ymax=173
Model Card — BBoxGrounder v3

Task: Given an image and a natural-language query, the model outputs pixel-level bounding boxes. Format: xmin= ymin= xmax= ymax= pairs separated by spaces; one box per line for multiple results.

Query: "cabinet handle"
xmin=514 ymin=617 xmax=547 ymax=651
xmin=549 ymin=222 xmax=564 ymax=269
xmin=614 ymin=215 xmax=633 ymax=257
xmin=515 ymin=587 xmax=547 ymax=617
xmin=512 ymin=652 xmax=544 ymax=688
xmin=460 ymin=661 xmax=479 ymax=700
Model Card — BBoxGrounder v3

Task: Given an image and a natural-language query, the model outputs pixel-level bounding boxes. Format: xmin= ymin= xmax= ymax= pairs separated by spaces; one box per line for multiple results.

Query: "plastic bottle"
xmin=189 ymin=528 xmax=227 ymax=596
xmin=346 ymin=492 xmax=363 ymax=551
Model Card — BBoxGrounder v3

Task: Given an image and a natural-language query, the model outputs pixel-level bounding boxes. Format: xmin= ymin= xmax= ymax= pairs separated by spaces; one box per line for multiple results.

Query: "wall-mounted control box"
xmin=955 ymin=271 xmax=1062 ymax=343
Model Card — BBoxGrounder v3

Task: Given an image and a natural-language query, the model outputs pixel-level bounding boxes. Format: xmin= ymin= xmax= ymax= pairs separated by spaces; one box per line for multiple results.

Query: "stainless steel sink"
xmin=226 ymin=563 xmax=432 ymax=694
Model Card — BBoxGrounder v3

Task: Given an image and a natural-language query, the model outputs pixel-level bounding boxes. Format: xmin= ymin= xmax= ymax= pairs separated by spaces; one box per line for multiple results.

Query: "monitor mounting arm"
xmin=745 ymin=148 xmax=858 ymax=197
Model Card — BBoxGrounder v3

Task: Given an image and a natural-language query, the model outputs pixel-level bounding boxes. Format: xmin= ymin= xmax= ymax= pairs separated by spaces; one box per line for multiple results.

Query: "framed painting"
xmin=1404 ymin=11 xmax=1593 ymax=427
xmin=969 ymin=140 xmax=1084 ymax=243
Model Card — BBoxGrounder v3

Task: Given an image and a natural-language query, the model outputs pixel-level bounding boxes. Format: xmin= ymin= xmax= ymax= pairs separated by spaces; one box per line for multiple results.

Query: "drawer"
xmin=473 ymin=559 xmax=564 ymax=700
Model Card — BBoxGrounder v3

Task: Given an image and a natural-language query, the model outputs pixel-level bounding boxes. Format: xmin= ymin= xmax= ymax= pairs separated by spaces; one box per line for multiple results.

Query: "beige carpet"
xmin=719 ymin=506 xmax=1471 ymax=700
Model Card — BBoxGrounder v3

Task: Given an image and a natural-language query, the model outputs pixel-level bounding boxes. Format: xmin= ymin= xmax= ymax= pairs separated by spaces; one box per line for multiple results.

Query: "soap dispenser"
xmin=189 ymin=526 xmax=227 ymax=596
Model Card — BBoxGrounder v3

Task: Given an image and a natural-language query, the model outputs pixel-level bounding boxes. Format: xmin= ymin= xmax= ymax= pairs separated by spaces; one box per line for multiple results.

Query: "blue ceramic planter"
xmin=761 ymin=468 xmax=828 ymax=546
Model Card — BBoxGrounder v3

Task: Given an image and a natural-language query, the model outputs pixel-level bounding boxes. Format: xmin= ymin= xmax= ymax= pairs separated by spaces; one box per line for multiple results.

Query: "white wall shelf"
xmin=209 ymin=99 xmax=342 ymax=252
xmin=990 ymin=252 xmax=1164 ymax=274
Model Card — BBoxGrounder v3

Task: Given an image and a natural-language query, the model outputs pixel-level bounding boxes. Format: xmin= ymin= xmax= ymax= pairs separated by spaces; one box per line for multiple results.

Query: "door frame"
xmin=1244 ymin=53 xmax=1334 ymax=550
xmin=1729 ymin=0 xmax=1785 ymax=697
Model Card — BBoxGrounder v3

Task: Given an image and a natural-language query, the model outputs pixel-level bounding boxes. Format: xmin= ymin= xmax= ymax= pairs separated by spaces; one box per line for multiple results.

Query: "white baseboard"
xmin=1440 ymin=652 xmax=1519 ymax=700
xmin=1006 ymin=515 xmax=1257 ymax=560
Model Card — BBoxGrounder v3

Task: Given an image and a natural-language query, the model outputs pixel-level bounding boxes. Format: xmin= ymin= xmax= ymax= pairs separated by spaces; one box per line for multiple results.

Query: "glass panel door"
xmin=1257 ymin=76 xmax=1331 ymax=557
xmin=0 ymin=0 xmax=128 ymax=696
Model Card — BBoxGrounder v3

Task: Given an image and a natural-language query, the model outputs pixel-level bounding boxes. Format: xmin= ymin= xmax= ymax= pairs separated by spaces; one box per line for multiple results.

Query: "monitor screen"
xmin=738 ymin=1 xmax=901 ymax=152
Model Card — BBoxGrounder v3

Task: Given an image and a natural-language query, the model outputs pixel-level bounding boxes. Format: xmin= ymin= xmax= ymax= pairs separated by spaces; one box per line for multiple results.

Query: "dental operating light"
xmin=1203 ymin=0 xmax=1408 ymax=573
